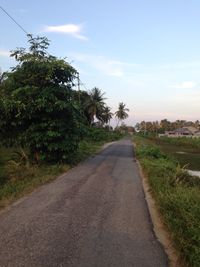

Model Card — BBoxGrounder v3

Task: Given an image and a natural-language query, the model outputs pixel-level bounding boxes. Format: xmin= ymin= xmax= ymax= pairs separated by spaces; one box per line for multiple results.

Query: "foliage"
xmin=115 ymin=102 xmax=129 ymax=126
xmin=136 ymin=145 xmax=168 ymax=159
xmin=84 ymin=127 xmax=123 ymax=142
xmin=134 ymin=136 xmax=200 ymax=267
xmin=99 ymin=106 xmax=113 ymax=125
xmin=84 ymin=87 xmax=106 ymax=124
xmin=0 ymin=35 xmax=83 ymax=163
xmin=159 ymin=136 xmax=200 ymax=149
xmin=135 ymin=134 xmax=200 ymax=170
xmin=135 ymin=119 xmax=200 ymax=134
xmin=72 ymin=88 xmax=113 ymax=126
xmin=0 ymin=159 xmax=70 ymax=209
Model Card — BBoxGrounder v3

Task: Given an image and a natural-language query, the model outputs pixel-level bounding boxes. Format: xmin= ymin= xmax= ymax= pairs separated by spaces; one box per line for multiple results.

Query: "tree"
xmin=99 ymin=106 xmax=113 ymax=125
xmin=160 ymin=119 xmax=172 ymax=132
xmin=115 ymin=102 xmax=129 ymax=127
xmin=0 ymin=35 xmax=82 ymax=163
xmin=85 ymin=87 xmax=106 ymax=124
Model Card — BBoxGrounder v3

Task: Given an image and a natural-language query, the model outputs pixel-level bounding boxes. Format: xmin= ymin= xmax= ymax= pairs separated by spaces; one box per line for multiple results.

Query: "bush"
xmin=0 ymin=36 xmax=82 ymax=164
xmin=84 ymin=127 xmax=123 ymax=142
xmin=171 ymin=165 xmax=200 ymax=187
xmin=136 ymin=145 xmax=168 ymax=159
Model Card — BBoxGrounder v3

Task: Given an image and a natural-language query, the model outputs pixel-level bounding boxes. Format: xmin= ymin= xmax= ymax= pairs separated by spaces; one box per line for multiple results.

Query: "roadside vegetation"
xmin=134 ymin=135 xmax=200 ymax=267
xmin=136 ymin=134 xmax=200 ymax=171
xmin=157 ymin=136 xmax=200 ymax=149
xmin=0 ymin=35 xmax=127 ymax=209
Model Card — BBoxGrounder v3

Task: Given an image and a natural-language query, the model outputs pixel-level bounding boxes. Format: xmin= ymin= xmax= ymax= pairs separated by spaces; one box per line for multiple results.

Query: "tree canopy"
xmin=115 ymin=102 xmax=129 ymax=126
xmin=0 ymin=35 xmax=82 ymax=162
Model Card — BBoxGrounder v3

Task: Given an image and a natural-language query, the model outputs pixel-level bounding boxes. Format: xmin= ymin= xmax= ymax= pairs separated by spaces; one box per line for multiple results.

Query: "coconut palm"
xmin=99 ymin=106 xmax=113 ymax=125
xmin=86 ymin=87 xmax=106 ymax=124
xmin=115 ymin=102 xmax=129 ymax=127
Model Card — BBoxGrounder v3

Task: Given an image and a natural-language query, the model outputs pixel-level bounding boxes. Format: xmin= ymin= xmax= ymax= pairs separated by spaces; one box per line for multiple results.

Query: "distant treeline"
xmin=135 ymin=119 xmax=200 ymax=133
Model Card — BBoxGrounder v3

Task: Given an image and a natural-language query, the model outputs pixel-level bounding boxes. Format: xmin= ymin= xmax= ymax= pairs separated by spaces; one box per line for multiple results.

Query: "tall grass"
xmin=134 ymin=136 xmax=200 ymax=267
xmin=154 ymin=136 xmax=200 ymax=149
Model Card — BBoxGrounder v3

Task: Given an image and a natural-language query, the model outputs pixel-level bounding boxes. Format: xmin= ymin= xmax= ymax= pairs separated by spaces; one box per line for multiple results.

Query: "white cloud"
xmin=70 ymin=52 xmax=139 ymax=77
xmin=0 ymin=49 xmax=10 ymax=57
xmin=170 ymin=81 xmax=196 ymax=89
xmin=43 ymin=23 xmax=88 ymax=40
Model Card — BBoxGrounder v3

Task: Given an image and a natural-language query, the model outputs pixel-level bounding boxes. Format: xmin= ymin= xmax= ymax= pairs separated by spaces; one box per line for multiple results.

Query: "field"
xmin=143 ymin=136 xmax=200 ymax=171
xmin=134 ymin=135 xmax=200 ymax=267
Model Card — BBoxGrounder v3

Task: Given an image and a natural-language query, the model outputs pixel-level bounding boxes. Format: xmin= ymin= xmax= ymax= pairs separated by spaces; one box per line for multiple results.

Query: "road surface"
xmin=0 ymin=138 xmax=168 ymax=267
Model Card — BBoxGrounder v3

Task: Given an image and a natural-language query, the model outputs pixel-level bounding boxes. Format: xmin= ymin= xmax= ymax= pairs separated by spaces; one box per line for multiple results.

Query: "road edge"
xmin=133 ymin=146 xmax=185 ymax=267
xmin=0 ymin=140 xmax=116 ymax=215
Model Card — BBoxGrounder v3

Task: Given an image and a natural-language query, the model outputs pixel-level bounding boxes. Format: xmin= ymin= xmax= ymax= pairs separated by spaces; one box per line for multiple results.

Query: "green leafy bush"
xmin=0 ymin=36 xmax=83 ymax=163
xmin=136 ymin=145 xmax=168 ymax=159
xmin=84 ymin=127 xmax=123 ymax=142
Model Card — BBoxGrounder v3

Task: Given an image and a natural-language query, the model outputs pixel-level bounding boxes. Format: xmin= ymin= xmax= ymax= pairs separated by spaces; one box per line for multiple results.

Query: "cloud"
xmin=70 ymin=52 xmax=139 ymax=77
xmin=0 ymin=49 xmax=10 ymax=57
xmin=43 ymin=23 xmax=88 ymax=40
xmin=170 ymin=81 xmax=196 ymax=89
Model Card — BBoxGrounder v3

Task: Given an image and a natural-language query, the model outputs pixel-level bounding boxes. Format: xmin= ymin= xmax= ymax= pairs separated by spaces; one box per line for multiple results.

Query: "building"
xmin=160 ymin=126 xmax=200 ymax=138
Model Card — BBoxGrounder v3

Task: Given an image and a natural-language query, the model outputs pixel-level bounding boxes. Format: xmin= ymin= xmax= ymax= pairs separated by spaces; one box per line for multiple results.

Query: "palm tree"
xmin=86 ymin=87 xmax=106 ymax=124
xmin=99 ymin=106 xmax=113 ymax=126
xmin=115 ymin=102 xmax=129 ymax=127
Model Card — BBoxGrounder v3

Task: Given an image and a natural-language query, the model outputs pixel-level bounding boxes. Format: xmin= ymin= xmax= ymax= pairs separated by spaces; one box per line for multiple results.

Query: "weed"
xmin=134 ymin=135 xmax=200 ymax=267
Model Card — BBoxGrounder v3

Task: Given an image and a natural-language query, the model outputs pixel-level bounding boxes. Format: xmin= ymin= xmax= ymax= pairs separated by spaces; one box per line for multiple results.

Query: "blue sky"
xmin=0 ymin=0 xmax=200 ymax=126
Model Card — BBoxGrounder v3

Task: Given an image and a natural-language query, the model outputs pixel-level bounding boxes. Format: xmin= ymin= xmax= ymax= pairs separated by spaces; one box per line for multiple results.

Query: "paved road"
xmin=0 ymin=138 xmax=168 ymax=267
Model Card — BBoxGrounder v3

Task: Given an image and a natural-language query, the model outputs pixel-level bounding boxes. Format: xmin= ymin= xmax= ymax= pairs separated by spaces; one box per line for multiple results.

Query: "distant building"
xmin=159 ymin=126 xmax=200 ymax=138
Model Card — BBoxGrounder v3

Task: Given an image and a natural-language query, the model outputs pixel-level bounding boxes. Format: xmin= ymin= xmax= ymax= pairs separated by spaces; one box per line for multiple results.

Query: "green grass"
xmin=0 ymin=150 xmax=70 ymax=209
xmin=138 ymin=135 xmax=200 ymax=170
xmin=0 ymin=147 xmax=13 ymax=185
xmin=159 ymin=136 xmax=200 ymax=149
xmin=134 ymin=135 xmax=200 ymax=267
xmin=0 ymin=132 xmax=120 ymax=210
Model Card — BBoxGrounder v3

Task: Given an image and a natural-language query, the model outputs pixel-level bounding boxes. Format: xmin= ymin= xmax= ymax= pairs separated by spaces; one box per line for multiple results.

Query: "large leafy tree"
xmin=0 ymin=35 xmax=82 ymax=163
xmin=115 ymin=102 xmax=129 ymax=127
xmin=72 ymin=89 xmax=92 ymax=125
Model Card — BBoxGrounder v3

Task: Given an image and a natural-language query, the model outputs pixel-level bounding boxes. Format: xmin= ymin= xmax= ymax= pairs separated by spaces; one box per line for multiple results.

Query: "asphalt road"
xmin=0 ymin=138 xmax=168 ymax=267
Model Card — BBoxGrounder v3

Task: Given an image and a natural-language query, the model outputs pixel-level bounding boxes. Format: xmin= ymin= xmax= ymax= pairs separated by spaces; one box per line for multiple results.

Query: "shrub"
xmin=136 ymin=145 xmax=168 ymax=159
xmin=84 ymin=127 xmax=123 ymax=142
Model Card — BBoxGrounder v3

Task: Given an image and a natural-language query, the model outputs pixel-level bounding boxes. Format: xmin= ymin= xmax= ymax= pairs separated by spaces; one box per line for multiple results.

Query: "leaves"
xmin=115 ymin=102 xmax=129 ymax=126
xmin=0 ymin=35 xmax=82 ymax=163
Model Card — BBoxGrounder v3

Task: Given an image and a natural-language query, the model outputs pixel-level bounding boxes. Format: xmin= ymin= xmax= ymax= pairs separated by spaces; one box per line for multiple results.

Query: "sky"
xmin=0 ymin=0 xmax=200 ymax=126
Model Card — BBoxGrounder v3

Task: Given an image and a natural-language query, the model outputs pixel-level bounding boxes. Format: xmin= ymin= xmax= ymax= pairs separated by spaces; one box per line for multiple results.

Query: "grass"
xmin=159 ymin=136 xmax=200 ymax=149
xmin=0 ymin=135 xmax=118 ymax=210
xmin=0 ymin=148 xmax=70 ymax=209
xmin=139 ymin=135 xmax=200 ymax=170
xmin=134 ymin=135 xmax=200 ymax=267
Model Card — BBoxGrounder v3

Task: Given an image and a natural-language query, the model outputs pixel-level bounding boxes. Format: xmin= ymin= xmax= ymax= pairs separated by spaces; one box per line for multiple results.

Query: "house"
xmin=162 ymin=127 xmax=200 ymax=138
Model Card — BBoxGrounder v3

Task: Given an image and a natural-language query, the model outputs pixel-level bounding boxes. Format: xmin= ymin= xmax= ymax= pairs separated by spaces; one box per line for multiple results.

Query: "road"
xmin=0 ymin=138 xmax=168 ymax=267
